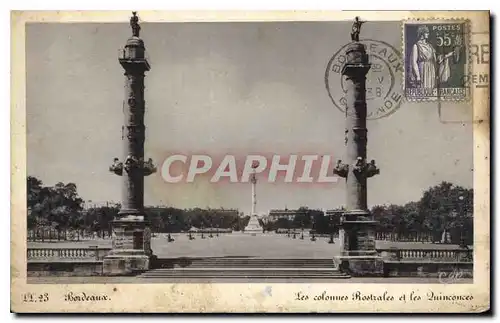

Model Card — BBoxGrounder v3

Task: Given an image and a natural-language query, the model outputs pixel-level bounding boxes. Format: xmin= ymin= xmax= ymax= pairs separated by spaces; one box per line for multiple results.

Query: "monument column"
xmin=244 ymin=162 xmax=263 ymax=235
xmin=104 ymin=12 xmax=157 ymax=275
xmin=251 ymin=165 xmax=257 ymax=216
xmin=333 ymin=18 xmax=383 ymax=276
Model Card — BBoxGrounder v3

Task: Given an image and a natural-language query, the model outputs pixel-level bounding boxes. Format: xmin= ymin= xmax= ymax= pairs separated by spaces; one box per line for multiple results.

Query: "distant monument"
xmin=243 ymin=162 xmax=263 ymax=235
xmin=333 ymin=17 xmax=383 ymax=276
xmin=104 ymin=12 xmax=157 ymax=275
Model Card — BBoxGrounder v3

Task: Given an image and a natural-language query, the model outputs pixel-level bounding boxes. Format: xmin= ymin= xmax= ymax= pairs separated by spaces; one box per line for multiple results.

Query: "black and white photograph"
xmin=11 ymin=10 xmax=490 ymax=313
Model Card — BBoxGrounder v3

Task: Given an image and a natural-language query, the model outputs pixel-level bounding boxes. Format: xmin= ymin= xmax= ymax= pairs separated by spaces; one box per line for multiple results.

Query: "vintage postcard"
xmin=11 ymin=11 xmax=490 ymax=313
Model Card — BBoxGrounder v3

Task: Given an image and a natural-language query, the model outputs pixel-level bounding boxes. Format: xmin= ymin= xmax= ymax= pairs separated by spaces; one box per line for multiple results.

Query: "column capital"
xmin=342 ymin=64 xmax=371 ymax=79
xmin=341 ymin=42 xmax=371 ymax=78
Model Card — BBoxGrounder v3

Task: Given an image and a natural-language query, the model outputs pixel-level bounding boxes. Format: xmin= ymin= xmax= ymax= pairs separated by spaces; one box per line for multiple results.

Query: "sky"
xmin=26 ymin=21 xmax=474 ymax=214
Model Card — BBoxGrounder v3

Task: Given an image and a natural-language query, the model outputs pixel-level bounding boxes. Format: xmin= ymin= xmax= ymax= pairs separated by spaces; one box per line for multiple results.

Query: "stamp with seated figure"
xmin=403 ymin=19 xmax=470 ymax=101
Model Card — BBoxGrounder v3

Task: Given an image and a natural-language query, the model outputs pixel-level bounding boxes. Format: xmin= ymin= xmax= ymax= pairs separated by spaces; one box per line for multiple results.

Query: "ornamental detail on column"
xmin=352 ymin=127 xmax=367 ymax=144
xmin=109 ymin=156 xmax=157 ymax=176
xmin=128 ymin=97 xmax=136 ymax=108
xmin=352 ymin=157 xmax=380 ymax=178
xmin=333 ymin=160 xmax=349 ymax=178
xmin=334 ymin=157 xmax=379 ymax=179
xmin=127 ymin=97 xmax=145 ymax=110
xmin=125 ymin=125 xmax=145 ymax=143
xmin=109 ymin=158 xmax=124 ymax=176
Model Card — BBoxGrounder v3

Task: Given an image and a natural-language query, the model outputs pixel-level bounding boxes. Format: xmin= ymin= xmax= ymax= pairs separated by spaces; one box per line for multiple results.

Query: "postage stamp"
xmin=403 ymin=19 xmax=470 ymax=101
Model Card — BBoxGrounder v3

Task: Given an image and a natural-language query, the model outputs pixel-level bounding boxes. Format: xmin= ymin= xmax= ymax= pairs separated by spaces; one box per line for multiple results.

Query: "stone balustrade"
xmin=27 ymin=247 xmax=112 ymax=262
xmin=378 ymin=248 xmax=473 ymax=262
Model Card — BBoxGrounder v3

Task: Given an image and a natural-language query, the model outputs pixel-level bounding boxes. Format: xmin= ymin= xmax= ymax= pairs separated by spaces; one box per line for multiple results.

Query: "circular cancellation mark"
xmin=325 ymin=39 xmax=404 ymax=120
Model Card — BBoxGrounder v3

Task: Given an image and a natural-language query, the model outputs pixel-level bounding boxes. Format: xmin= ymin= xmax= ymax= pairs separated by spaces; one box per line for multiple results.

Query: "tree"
xmin=311 ymin=210 xmax=328 ymax=233
xmin=27 ymin=176 xmax=45 ymax=229
xmin=48 ymin=182 xmax=84 ymax=237
xmin=27 ymin=176 xmax=43 ymax=207
xmin=27 ymin=177 xmax=84 ymax=239
xmin=371 ymin=181 xmax=473 ymax=244
xmin=292 ymin=207 xmax=312 ymax=229
xmin=418 ymin=181 xmax=473 ymax=244
xmin=274 ymin=217 xmax=291 ymax=230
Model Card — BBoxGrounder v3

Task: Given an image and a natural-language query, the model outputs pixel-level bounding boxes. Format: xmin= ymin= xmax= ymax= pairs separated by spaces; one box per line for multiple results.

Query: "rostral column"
xmin=333 ymin=17 xmax=383 ymax=276
xmin=104 ymin=12 xmax=157 ymax=275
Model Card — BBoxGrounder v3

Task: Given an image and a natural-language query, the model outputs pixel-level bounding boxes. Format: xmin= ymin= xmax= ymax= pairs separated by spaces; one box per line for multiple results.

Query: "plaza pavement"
xmin=27 ymin=233 xmax=472 ymax=284
xmin=28 ymin=232 xmax=467 ymax=259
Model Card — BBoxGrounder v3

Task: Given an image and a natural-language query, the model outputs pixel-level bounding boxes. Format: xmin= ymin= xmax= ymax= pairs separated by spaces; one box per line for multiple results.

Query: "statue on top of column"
xmin=130 ymin=11 xmax=141 ymax=37
xmin=351 ymin=16 xmax=365 ymax=42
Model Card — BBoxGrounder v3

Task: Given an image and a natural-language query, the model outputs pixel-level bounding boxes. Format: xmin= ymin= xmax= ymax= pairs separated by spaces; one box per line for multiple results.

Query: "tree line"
xmin=27 ymin=176 xmax=473 ymax=244
xmin=261 ymin=182 xmax=473 ymax=245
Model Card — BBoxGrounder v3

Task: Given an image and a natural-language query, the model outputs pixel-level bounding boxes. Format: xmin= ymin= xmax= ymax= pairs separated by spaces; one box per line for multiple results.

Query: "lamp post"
xmin=311 ymin=216 xmax=317 ymax=241
xmin=456 ymin=195 xmax=467 ymax=247
xmin=167 ymin=214 xmax=173 ymax=242
xmin=207 ymin=210 xmax=213 ymax=238
xmin=328 ymin=212 xmax=335 ymax=244
xmin=187 ymin=217 xmax=194 ymax=240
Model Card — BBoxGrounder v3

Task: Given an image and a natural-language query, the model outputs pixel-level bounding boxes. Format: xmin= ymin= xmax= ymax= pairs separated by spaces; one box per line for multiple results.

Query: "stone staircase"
xmin=139 ymin=257 xmax=350 ymax=279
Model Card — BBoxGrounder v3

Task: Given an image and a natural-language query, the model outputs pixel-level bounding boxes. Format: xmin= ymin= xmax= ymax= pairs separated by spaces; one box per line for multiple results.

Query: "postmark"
xmin=403 ymin=19 xmax=470 ymax=101
xmin=325 ymin=39 xmax=404 ymax=120
xmin=462 ymin=39 xmax=489 ymax=89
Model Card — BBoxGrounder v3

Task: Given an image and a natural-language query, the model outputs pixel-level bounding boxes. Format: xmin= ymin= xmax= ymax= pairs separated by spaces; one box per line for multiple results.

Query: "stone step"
xmin=160 ymin=257 xmax=333 ymax=262
xmin=140 ymin=268 xmax=349 ymax=279
xmin=171 ymin=260 xmax=335 ymax=264
xmin=185 ymin=259 xmax=334 ymax=262
xmin=152 ymin=258 xmax=338 ymax=269
xmin=141 ymin=275 xmax=349 ymax=279
xmin=143 ymin=271 xmax=345 ymax=275
xmin=149 ymin=267 xmax=340 ymax=271
xmin=164 ymin=264 xmax=335 ymax=268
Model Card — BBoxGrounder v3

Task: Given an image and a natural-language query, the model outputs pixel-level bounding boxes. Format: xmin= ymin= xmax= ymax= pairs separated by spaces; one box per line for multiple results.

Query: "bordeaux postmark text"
xmin=325 ymin=39 xmax=403 ymax=120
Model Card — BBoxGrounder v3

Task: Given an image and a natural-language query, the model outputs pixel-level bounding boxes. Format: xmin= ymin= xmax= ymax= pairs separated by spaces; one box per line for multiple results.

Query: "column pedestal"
xmin=103 ymin=218 xmax=154 ymax=275
xmin=334 ymin=210 xmax=383 ymax=276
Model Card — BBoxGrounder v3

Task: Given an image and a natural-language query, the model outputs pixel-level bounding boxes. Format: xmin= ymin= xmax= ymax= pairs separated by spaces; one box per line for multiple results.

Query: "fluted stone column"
xmin=121 ymin=66 xmax=146 ymax=215
xmin=104 ymin=12 xmax=156 ymax=275
xmin=333 ymin=42 xmax=383 ymax=276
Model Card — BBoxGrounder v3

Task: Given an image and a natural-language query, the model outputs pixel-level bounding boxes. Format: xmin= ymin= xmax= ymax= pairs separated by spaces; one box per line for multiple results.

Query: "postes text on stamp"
xmin=403 ymin=19 xmax=469 ymax=101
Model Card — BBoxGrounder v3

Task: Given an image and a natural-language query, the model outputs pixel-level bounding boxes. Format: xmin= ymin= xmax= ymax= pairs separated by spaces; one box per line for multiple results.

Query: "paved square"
xmin=28 ymin=232 xmax=465 ymax=259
